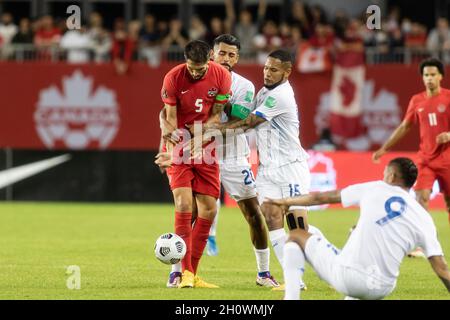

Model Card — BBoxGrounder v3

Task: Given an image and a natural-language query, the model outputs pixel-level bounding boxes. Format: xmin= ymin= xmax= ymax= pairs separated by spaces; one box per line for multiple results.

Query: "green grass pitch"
xmin=0 ymin=202 xmax=449 ymax=300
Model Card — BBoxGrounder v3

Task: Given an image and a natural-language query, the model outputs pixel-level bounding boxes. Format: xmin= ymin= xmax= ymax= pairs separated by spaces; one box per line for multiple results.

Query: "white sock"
xmin=269 ymin=228 xmax=287 ymax=267
xmin=308 ymin=224 xmax=324 ymax=239
xmin=209 ymin=199 xmax=220 ymax=237
xmin=171 ymin=262 xmax=181 ymax=273
xmin=283 ymin=242 xmax=305 ymax=300
xmin=253 ymin=247 xmax=270 ymax=274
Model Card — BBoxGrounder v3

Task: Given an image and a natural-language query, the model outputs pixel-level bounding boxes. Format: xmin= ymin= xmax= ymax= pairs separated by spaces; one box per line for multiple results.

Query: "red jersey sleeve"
xmin=214 ymin=68 xmax=232 ymax=104
xmin=404 ymin=95 xmax=418 ymax=124
xmin=161 ymin=72 xmax=177 ymax=106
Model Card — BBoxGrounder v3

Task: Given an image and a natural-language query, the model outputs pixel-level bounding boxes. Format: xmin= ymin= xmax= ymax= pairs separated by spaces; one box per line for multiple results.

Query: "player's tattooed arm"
xmin=266 ymin=190 xmax=342 ymax=208
xmin=207 ymin=113 xmax=266 ymax=137
xmin=223 ymin=103 xmax=252 ymax=121
xmin=159 ymin=106 xmax=179 ymax=145
xmin=187 ymin=113 xmax=264 ymax=157
xmin=205 ymin=102 xmax=225 ymax=126
xmin=436 ymin=131 xmax=450 ymax=144
xmin=165 ymin=104 xmax=178 ymax=151
xmin=429 ymin=255 xmax=450 ymax=292
xmin=223 ymin=102 xmax=232 ymax=118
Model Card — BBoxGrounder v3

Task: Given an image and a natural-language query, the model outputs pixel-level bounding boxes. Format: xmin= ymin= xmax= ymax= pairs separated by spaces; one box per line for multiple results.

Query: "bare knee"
xmin=286 ymin=235 xmax=302 ymax=248
xmin=174 ymin=196 xmax=192 ymax=213
xmin=261 ymin=204 xmax=283 ymax=230
xmin=286 ymin=230 xmax=308 ymax=250
xmin=416 ymin=190 xmax=431 ymax=209
xmin=195 ymin=195 xmax=217 ymax=220
xmin=239 ymin=199 xmax=264 ymax=228
xmin=200 ymin=206 xmax=216 ymax=220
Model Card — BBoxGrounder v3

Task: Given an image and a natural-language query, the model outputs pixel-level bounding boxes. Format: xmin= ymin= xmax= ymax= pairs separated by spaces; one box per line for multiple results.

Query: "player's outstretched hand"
xmin=155 ymin=152 xmax=172 ymax=169
xmin=436 ymin=132 xmax=450 ymax=145
xmin=265 ymin=198 xmax=289 ymax=213
xmin=372 ymin=148 xmax=386 ymax=163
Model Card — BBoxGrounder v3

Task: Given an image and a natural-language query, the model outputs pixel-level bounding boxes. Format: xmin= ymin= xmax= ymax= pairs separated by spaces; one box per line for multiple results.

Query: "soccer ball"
xmin=154 ymin=233 xmax=186 ymax=265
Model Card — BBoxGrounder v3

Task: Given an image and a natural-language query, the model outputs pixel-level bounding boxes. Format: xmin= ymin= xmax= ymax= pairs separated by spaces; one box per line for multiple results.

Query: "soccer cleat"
xmin=272 ymin=283 xmax=285 ymax=291
xmin=166 ymin=271 xmax=182 ymax=288
xmin=256 ymin=272 xmax=280 ymax=287
xmin=194 ymin=275 xmax=219 ymax=288
xmin=272 ymin=282 xmax=307 ymax=291
xmin=178 ymin=270 xmax=195 ymax=288
xmin=206 ymin=235 xmax=218 ymax=256
xmin=407 ymin=247 xmax=426 ymax=259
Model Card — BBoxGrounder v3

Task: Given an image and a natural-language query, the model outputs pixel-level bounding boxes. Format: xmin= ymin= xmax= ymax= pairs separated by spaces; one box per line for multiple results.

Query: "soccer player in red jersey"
xmin=373 ymin=58 xmax=450 ymax=225
xmin=156 ymin=40 xmax=231 ymax=288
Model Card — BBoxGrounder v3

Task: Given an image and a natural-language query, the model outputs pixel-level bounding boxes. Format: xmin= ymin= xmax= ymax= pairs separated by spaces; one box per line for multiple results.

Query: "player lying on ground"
xmin=267 ymin=157 xmax=450 ymax=300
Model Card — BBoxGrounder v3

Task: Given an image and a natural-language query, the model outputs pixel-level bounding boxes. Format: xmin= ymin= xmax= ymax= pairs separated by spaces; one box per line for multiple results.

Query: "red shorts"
xmin=166 ymin=163 xmax=220 ymax=199
xmin=415 ymin=156 xmax=450 ymax=196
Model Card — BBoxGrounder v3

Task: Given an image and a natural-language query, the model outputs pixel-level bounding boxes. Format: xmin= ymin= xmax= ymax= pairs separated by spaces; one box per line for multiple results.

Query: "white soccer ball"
xmin=154 ymin=233 xmax=186 ymax=265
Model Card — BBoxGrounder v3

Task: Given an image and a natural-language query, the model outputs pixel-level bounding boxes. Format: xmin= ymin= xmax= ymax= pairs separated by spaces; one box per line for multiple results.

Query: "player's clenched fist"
xmin=372 ymin=148 xmax=387 ymax=163
xmin=154 ymin=152 xmax=172 ymax=169
xmin=436 ymin=132 xmax=450 ymax=144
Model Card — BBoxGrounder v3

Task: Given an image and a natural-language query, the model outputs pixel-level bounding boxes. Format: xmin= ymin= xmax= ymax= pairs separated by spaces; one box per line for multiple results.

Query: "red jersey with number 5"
xmin=161 ymin=61 xmax=231 ymax=129
xmin=404 ymin=88 xmax=450 ymax=161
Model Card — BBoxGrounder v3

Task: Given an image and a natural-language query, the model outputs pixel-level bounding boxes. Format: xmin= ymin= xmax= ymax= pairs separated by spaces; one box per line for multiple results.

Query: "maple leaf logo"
xmin=315 ymin=80 xmax=402 ymax=150
xmin=308 ymin=52 xmax=318 ymax=63
xmin=34 ymin=70 xmax=120 ymax=150
xmin=339 ymin=76 xmax=356 ymax=107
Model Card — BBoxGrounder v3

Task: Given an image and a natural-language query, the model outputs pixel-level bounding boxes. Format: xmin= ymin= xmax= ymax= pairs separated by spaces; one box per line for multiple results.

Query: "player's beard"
xmin=221 ymin=63 xmax=232 ymax=71
xmin=264 ymin=78 xmax=284 ymax=90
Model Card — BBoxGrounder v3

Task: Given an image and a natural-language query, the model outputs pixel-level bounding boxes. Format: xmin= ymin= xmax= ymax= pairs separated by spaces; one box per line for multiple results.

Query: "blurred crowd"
xmin=0 ymin=0 xmax=449 ymax=71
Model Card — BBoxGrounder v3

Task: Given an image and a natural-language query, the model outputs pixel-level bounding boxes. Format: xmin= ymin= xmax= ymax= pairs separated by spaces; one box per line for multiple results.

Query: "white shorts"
xmin=305 ymin=234 xmax=396 ymax=300
xmin=256 ymin=160 xmax=311 ymax=210
xmin=219 ymin=158 xmax=257 ymax=202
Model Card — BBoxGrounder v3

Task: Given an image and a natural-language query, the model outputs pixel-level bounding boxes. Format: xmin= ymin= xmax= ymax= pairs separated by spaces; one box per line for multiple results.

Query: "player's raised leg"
xmin=415 ymin=189 xmax=432 ymax=210
xmin=282 ymin=219 xmax=312 ymax=300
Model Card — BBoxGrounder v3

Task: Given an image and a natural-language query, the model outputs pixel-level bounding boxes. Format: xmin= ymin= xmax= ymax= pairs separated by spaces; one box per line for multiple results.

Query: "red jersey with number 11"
xmin=404 ymin=88 xmax=450 ymax=161
xmin=161 ymin=61 xmax=231 ymax=129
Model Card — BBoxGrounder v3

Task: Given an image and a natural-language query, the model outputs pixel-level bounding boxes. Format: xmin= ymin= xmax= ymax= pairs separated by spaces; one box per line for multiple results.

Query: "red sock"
xmin=191 ymin=217 xmax=213 ymax=274
xmin=175 ymin=212 xmax=193 ymax=273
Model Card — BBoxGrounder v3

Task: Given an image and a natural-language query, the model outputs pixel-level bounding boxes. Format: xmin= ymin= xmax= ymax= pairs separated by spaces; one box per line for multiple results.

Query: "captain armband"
xmin=230 ymin=104 xmax=251 ymax=120
xmin=215 ymin=93 xmax=230 ymax=103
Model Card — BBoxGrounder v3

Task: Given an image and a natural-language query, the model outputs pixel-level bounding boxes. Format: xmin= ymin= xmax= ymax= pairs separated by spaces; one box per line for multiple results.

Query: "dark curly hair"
xmin=419 ymin=58 xmax=445 ymax=77
xmin=388 ymin=157 xmax=418 ymax=188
